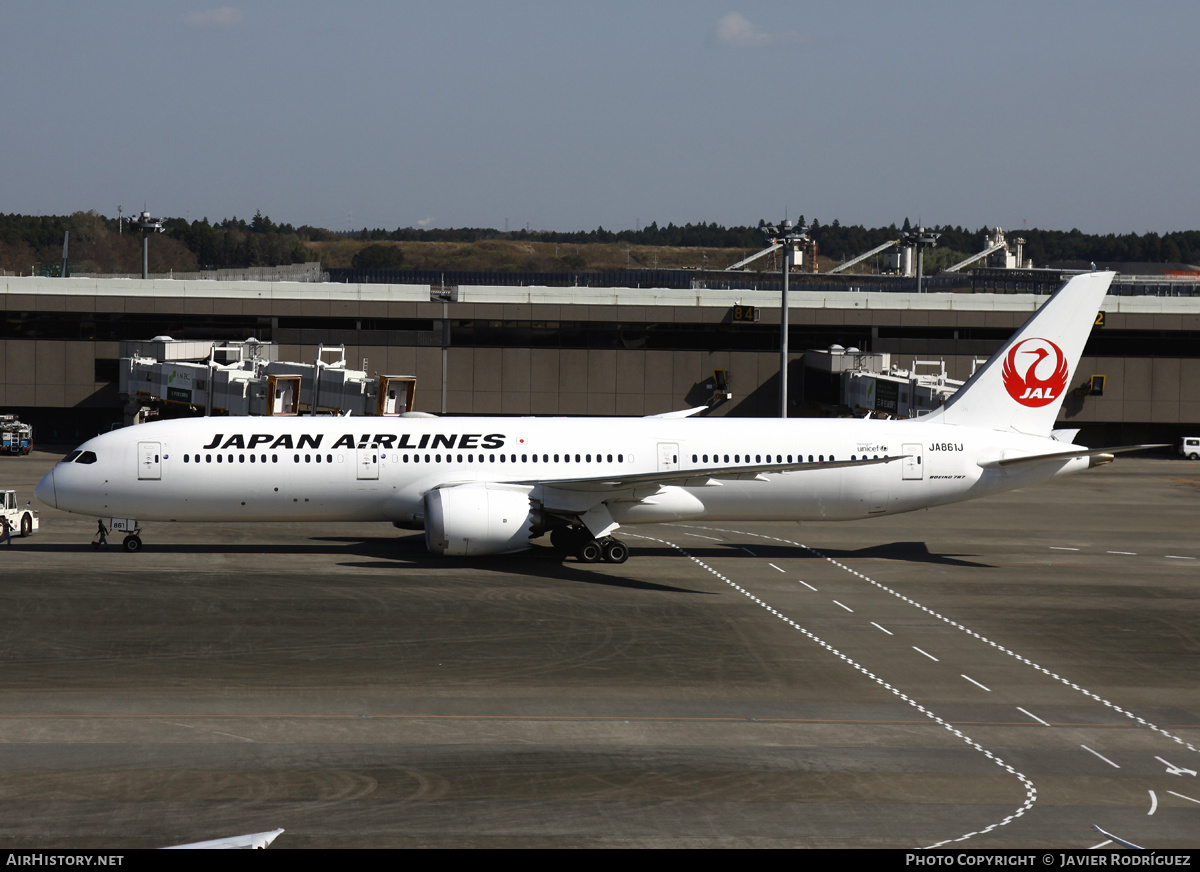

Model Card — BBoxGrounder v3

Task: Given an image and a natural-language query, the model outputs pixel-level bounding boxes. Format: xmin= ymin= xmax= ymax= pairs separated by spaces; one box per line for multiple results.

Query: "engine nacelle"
xmin=423 ymin=483 xmax=538 ymax=556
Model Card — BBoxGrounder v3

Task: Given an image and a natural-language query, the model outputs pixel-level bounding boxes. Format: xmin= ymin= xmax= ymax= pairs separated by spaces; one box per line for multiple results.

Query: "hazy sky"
xmin=3 ymin=2 xmax=1197 ymax=235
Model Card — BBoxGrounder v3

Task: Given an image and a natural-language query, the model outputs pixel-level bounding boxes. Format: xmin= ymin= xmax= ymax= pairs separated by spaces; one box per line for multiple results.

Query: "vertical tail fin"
xmin=923 ymin=271 xmax=1114 ymax=435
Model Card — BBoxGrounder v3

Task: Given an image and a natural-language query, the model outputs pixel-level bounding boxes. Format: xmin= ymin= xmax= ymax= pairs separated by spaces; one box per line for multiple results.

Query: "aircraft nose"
xmin=35 ymin=469 xmax=56 ymax=509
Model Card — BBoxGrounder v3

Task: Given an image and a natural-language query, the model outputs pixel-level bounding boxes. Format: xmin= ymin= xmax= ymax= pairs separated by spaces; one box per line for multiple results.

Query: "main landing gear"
xmin=549 ymin=528 xmax=629 ymax=564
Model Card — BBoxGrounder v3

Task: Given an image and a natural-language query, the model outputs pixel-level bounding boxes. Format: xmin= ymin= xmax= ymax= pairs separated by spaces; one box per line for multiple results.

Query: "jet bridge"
xmin=805 ymin=347 xmax=980 ymax=418
xmin=119 ymin=338 xmax=415 ymax=423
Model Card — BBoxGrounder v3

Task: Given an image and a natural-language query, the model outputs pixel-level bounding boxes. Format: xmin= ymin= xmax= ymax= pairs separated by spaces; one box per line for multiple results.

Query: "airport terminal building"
xmin=2 ymin=272 xmax=1198 ymax=446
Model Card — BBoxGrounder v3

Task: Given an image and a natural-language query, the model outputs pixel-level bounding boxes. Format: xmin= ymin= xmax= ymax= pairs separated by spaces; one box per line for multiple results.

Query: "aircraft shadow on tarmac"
xmin=331 ymin=535 xmax=712 ymax=594
xmin=15 ymin=534 xmax=989 ymax=581
xmin=713 ymin=540 xmax=994 ymax=568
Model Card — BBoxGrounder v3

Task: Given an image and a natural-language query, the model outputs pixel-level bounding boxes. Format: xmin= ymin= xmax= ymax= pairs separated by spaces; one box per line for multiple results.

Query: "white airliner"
xmin=37 ymin=272 xmax=1147 ymax=561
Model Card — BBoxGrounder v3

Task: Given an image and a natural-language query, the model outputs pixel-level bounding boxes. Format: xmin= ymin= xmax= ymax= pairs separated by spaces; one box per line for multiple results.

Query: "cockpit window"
xmin=61 ymin=450 xmax=82 ymax=463
xmin=75 ymin=451 xmax=98 ymax=465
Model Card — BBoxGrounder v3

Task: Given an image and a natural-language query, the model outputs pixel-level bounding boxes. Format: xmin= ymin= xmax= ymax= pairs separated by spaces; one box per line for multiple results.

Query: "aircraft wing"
xmin=644 ymin=407 xmax=709 ymax=419
xmin=528 ymin=453 xmax=907 ymax=493
xmin=1092 ymin=824 xmax=1144 ymax=850
xmin=163 ymin=828 xmax=284 ymax=849
xmin=977 ymin=444 xmax=1167 ymax=469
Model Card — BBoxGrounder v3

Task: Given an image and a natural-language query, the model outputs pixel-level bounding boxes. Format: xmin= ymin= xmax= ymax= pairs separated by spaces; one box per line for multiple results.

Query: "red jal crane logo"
xmin=1002 ymin=338 xmax=1069 ymax=407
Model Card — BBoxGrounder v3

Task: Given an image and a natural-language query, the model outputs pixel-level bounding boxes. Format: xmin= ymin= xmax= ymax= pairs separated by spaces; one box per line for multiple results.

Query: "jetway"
xmin=805 ymin=347 xmax=979 ymax=418
xmin=119 ymin=338 xmax=415 ymax=423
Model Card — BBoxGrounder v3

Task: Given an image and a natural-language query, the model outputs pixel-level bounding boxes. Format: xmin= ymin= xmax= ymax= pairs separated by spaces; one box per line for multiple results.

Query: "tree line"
xmin=2 ymin=210 xmax=1197 ymax=274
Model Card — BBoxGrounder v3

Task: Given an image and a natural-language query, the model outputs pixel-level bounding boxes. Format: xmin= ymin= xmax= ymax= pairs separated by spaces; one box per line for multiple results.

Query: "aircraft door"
xmin=138 ymin=441 xmax=162 ymax=480
xmin=901 ymin=443 xmax=923 ymax=481
xmin=657 ymin=442 xmax=679 ymax=472
xmin=357 ymin=449 xmax=379 ymax=480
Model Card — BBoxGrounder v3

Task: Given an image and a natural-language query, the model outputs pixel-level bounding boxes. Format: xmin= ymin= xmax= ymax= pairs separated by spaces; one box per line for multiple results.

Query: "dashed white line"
xmin=832 ymin=600 xmax=854 ymax=613
xmin=768 ymin=563 xmax=786 ymax=573
xmin=1081 ymin=745 xmax=1120 ymax=768
xmin=1050 ymin=546 xmax=1080 ymax=551
xmin=629 ymin=530 xmax=1037 ymax=849
xmin=962 ymin=674 xmax=992 ymax=692
xmin=871 ymin=622 xmax=893 ymax=635
xmin=741 ymin=547 xmax=757 ymax=556
xmin=796 ymin=579 xmax=818 ymax=591
xmin=678 ymin=524 xmax=1200 ymax=761
xmin=1107 ymin=551 xmax=1136 ymax=555
xmin=1165 ymin=555 xmax=1196 ymax=560
xmin=1148 ymin=790 xmax=1158 ymax=815
xmin=1017 ymin=707 xmax=1051 ymax=727
xmin=684 ymin=533 xmax=723 ymax=541
xmin=913 ymin=646 xmax=939 ymax=662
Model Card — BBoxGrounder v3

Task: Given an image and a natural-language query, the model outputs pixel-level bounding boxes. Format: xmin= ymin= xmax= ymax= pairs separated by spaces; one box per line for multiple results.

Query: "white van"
xmin=1182 ymin=437 xmax=1200 ymax=460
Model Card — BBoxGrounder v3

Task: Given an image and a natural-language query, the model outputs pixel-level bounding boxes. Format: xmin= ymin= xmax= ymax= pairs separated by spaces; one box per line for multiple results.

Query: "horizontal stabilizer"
xmin=977 ymin=444 xmax=1166 ymax=469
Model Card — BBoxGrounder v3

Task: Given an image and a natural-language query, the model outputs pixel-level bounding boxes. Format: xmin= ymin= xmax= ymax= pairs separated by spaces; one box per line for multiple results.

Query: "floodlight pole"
xmin=780 ymin=244 xmax=790 ymax=418
xmin=129 ymin=210 xmax=165 ymax=279
xmin=900 ymin=226 xmax=940 ymax=294
xmin=764 ymin=219 xmax=808 ymax=418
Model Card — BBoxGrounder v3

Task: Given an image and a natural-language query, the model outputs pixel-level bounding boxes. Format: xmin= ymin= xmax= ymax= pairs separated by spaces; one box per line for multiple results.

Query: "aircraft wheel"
xmin=19 ymin=514 xmax=32 ymax=537
xmin=122 ymin=534 xmax=143 ymax=553
xmin=577 ymin=539 xmax=603 ymax=563
xmin=601 ymin=539 xmax=629 ymax=564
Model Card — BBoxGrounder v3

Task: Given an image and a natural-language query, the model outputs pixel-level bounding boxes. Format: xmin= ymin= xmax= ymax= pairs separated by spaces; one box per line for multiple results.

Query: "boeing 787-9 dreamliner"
xmin=37 ymin=272 xmax=1149 ymax=561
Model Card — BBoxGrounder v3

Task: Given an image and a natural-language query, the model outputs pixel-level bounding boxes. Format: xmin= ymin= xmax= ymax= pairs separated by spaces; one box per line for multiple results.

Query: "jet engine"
xmin=423 ymin=483 xmax=539 ymax=556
